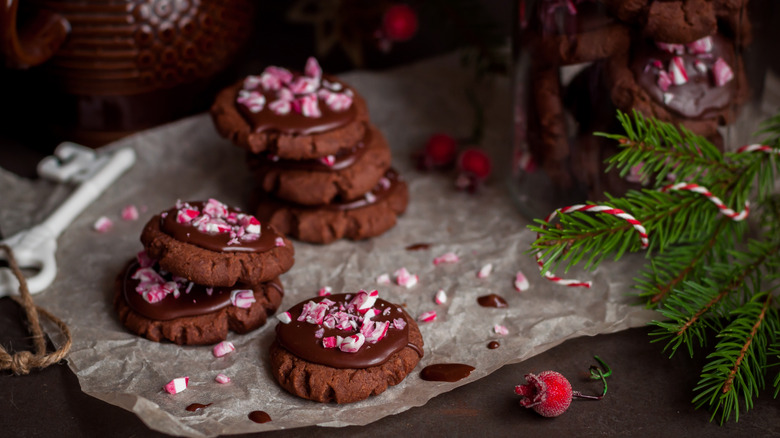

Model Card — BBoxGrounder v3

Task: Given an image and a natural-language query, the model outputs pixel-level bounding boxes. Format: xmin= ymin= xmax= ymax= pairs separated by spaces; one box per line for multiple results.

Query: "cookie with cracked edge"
xmin=253 ymin=169 xmax=409 ymax=244
xmin=140 ymin=200 xmax=295 ymax=287
xmin=248 ymin=124 xmax=392 ymax=206
xmin=114 ymin=260 xmax=284 ymax=345
xmin=269 ymin=293 xmax=424 ymax=404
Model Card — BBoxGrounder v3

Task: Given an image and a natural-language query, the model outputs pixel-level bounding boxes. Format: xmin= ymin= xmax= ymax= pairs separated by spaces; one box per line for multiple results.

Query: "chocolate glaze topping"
xmin=248 ymin=411 xmax=272 ymax=423
xmin=632 ymin=34 xmax=737 ymax=119
xmin=275 ymin=293 xmax=414 ymax=369
xmin=160 ymin=201 xmax=280 ymax=253
xmin=237 ymin=74 xmax=357 ymax=135
xmin=420 ymin=363 xmax=475 ymax=382
xmin=248 ymin=127 xmax=370 ymax=173
xmin=121 ymin=260 xmax=282 ymax=321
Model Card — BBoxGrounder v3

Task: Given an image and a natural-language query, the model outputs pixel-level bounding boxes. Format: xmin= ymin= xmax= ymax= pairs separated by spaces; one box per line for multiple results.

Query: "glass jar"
xmin=510 ymin=0 xmax=780 ymax=219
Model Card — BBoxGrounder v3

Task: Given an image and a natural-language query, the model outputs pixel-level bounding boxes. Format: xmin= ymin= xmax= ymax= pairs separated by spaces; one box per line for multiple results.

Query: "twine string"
xmin=0 ymin=244 xmax=72 ymax=375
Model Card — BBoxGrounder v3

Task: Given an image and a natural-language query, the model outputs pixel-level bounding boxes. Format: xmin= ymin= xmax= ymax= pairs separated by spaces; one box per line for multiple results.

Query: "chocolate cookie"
xmin=140 ymin=199 xmax=295 ymax=287
xmin=606 ymin=33 xmax=747 ymax=138
xmin=603 ymin=0 xmax=718 ymax=44
xmin=210 ymin=57 xmax=371 ymax=160
xmin=269 ymin=291 xmax=424 ymax=403
xmin=248 ymin=124 xmax=392 ymax=206
xmin=254 ymin=169 xmax=409 ymax=244
xmin=114 ymin=257 xmax=284 ymax=345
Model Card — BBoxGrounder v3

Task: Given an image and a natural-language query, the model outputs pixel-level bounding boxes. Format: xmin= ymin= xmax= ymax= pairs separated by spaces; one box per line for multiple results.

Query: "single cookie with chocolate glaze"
xmin=210 ymin=57 xmax=371 ymax=160
xmin=248 ymin=124 xmax=392 ymax=206
xmin=114 ymin=256 xmax=284 ymax=345
xmin=253 ymin=169 xmax=409 ymax=244
xmin=140 ymin=199 xmax=295 ymax=287
xmin=270 ymin=291 xmax=424 ymax=403
xmin=606 ymin=33 xmax=747 ymax=138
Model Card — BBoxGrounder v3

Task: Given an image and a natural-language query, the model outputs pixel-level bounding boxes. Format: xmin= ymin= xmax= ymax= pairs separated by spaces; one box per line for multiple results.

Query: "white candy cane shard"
xmin=433 ymin=252 xmax=460 ymax=265
xmin=164 ymin=377 xmax=189 ymax=394
xmin=276 ymin=311 xmax=292 ymax=324
xmin=212 ymin=341 xmax=235 ymax=358
xmin=215 ymin=373 xmax=231 ymax=384
xmin=434 ymin=289 xmax=447 ymax=305
xmin=661 ymin=183 xmax=749 ymax=221
xmin=93 ymin=216 xmax=113 ymax=233
xmin=394 ymin=268 xmax=418 ymax=288
xmin=477 ymin=263 xmax=493 ymax=279
xmin=514 ymin=271 xmax=530 ymax=292
xmin=535 ymin=204 xmax=649 ymax=288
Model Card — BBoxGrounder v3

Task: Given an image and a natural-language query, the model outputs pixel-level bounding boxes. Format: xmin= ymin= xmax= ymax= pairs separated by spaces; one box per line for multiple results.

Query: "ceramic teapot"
xmin=1 ymin=0 xmax=255 ymax=146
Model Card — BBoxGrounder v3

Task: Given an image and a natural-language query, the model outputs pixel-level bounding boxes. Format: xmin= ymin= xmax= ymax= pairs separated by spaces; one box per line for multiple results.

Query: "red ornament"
xmin=458 ymin=148 xmax=492 ymax=180
xmin=514 ymin=371 xmax=572 ymax=417
xmin=382 ymin=4 xmax=419 ymax=42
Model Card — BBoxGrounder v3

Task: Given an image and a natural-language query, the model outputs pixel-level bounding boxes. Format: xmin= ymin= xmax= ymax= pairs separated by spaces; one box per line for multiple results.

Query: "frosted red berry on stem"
xmin=514 ymin=371 xmax=572 ymax=417
xmin=382 ymin=4 xmax=418 ymax=42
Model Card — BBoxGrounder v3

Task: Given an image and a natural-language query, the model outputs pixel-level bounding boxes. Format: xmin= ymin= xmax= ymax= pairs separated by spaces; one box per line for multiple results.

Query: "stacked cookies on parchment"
xmin=114 ymin=199 xmax=295 ymax=345
xmin=211 ymin=57 xmax=408 ymax=244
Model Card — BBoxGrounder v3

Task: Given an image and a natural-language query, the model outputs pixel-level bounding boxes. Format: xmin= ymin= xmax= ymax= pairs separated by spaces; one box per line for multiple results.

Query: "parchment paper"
xmin=0 ymin=54 xmax=657 ymax=437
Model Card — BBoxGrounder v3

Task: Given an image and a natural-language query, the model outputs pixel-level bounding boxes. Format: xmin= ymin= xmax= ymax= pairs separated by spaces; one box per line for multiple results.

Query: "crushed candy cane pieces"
xmin=418 ymin=310 xmax=437 ymax=323
xmin=433 ymin=252 xmax=460 ymax=265
xmin=230 ymin=289 xmax=256 ymax=308
xmin=394 ymin=267 xmax=418 ymax=288
xmin=164 ymin=377 xmax=189 ymax=394
xmin=121 ymin=205 xmax=139 ymax=221
xmin=477 ymin=263 xmax=493 ymax=279
xmin=212 ymin=341 xmax=235 ymax=358
xmin=93 ymin=216 xmax=113 ymax=233
xmin=434 ymin=289 xmax=447 ymax=305
xmin=215 ymin=373 xmax=231 ymax=384
xmin=277 ymin=311 xmax=292 ymax=324
xmin=494 ymin=324 xmax=509 ymax=336
xmin=514 ymin=271 xmax=530 ymax=292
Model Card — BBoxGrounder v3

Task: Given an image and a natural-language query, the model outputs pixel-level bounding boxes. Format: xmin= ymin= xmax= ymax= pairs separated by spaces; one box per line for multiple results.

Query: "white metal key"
xmin=0 ymin=143 xmax=136 ymax=296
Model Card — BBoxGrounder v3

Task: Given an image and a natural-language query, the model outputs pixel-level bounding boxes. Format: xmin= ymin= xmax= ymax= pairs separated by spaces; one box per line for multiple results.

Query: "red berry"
xmin=424 ymin=133 xmax=458 ymax=167
xmin=458 ymin=148 xmax=492 ymax=180
xmin=514 ymin=371 xmax=573 ymax=417
xmin=382 ymin=4 xmax=418 ymax=42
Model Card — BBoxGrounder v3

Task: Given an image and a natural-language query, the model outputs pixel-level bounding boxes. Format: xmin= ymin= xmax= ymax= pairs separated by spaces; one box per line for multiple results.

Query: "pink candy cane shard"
xmin=322 ymin=336 xmax=340 ymax=349
xmin=274 ymin=237 xmax=285 ymax=247
xmin=294 ymin=94 xmax=321 ymax=118
xmin=215 ymin=373 xmax=231 ymax=384
xmin=236 ymin=89 xmax=266 ymax=113
xmin=212 ymin=341 xmax=235 ymax=358
xmin=434 ymin=289 xmax=447 ymax=305
xmin=318 ymin=286 xmax=332 ymax=297
xmin=376 ymin=273 xmax=391 ymax=285
xmin=176 ymin=208 xmax=199 ymax=224
xmin=493 ymin=324 xmax=509 ymax=336
xmin=477 ymin=263 xmax=493 ymax=279
xmin=686 ymin=36 xmax=712 ymax=54
xmin=93 ymin=216 xmax=113 ymax=233
xmin=319 ymin=155 xmax=336 ymax=167
xmin=712 ymin=57 xmax=734 ymax=87
xmin=514 ymin=271 xmax=530 ymax=292
xmin=392 ymin=318 xmax=407 ymax=330
xmin=418 ymin=311 xmax=437 ymax=323
xmin=269 ymin=99 xmax=291 ymax=115
xmin=121 ymin=205 xmax=139 ymax=221
xmin=657 ymin=70 xmax=672 ymax=92
xmin=433 ymin=252 xmax=460 ymax=265
xmin=164 ymin=377 xmax=189 ymax=394
xmin=277 ymin=311 xmax=292 ymax=324
xmin=230 ymin=289 xmax=256 ymax=308
xmin=656 ymin=42 xmax=685 ymax=54
xmin=669 ymin=57 xmax=688 ymax=85
xmin=304 ymin=56 xmax=322 ymax=79
xmin=350 ymin=290 xmax=379 ymax=313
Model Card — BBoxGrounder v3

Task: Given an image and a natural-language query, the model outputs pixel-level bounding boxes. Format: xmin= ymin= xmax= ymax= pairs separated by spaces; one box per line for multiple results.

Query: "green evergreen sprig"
xmin=529 ymin=110 xmax=780 ymax=423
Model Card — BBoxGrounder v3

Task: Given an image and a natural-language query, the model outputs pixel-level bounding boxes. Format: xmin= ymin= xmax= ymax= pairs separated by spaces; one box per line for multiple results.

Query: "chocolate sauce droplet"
xmin=405 ymin=243 xmax=431 ymax=251
xmin=186 ymin=403 xmax=212 ymax=412
xmin=248 ymin=410 xmax=272 ymax=423
xmin=477 ymin=294 xmax=508 ymax=308
xmin=420 ymin=363 xmax=475 ymax=382
xmin=487 ymin=341 xmax=500 ymax=349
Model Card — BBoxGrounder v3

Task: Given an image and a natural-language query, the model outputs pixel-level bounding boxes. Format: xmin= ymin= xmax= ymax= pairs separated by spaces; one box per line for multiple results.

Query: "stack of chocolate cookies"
xmin=114 ymin=199 xmax=295 ymax=345
xmin=211 ymin=58 xmax=409 ymax=244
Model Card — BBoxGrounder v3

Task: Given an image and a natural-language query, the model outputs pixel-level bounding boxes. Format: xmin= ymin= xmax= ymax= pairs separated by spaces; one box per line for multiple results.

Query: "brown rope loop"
xmin=0 ymin=243 xmax=72 ymax=375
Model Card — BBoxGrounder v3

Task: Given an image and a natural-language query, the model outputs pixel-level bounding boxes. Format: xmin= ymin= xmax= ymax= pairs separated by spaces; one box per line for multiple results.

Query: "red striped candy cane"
xmin=535 ymin=204 xmax=649 ymax=288
xmin=660 ymin=182 xmax=749 ymax=221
